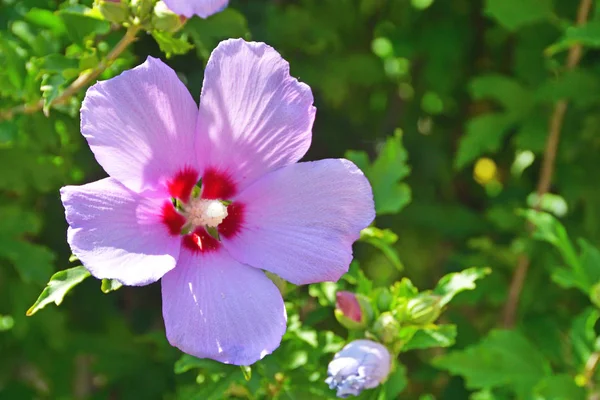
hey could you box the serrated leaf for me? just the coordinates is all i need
[346,131,411,215]
[434,330,551,397]
[360,227,404,271]
[101,279,122,293]
[434,267,491,307]
[26,266,90,316]
[485,0,553,32]
[152,31,194,58]
[400,324,457,351]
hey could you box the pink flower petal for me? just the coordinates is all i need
[221,159,375,285]
[163,0,228,18]
[195,39,315,195]
[161,248,286,365]
[81,57,198,194]
[61,178,181,286]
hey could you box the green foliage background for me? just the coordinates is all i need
[1,0,600,399]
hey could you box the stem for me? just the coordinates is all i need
[502,0,593,328]
[0,25,141,121]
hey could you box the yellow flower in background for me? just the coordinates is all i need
[473,157,497,185]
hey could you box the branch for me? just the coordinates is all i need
[0,25,141,122]
[502,0,593,328]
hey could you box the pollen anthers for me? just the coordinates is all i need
[163,167,237,246]
[183,197,228,229]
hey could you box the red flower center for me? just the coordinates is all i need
[161,167,245,253]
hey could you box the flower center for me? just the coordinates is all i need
[183,198,228,229]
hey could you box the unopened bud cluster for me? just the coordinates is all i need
[328,282,446,396]
[94,0,186,33]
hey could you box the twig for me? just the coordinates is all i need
[502,0,593,328]
[0,25,141,122]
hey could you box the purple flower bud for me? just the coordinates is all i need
[325,339,391,398]
[335,291,373,330]
[336,291,362,322]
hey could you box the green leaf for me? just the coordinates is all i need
[240,365,251,381]
[198,369,243,400]
[58,8,111,45]
[434,330,552,397]
[26,266,90,316]
[174,354,231,374]
[533,374,585,400]
[25,8,67,36]
[151,31,194,58]
[434,267,491,307]
[390,278,419,305]
[34,53,79,76]
[470,389,506,400]
[484,0,553,32]
[400,324,457,351]
[535,69,600,108]
[469,74,533,116]
[569,308,599,368]
[520,209,592,293]
[184,9,249,60]
[578,239,600,288]
[0,206,55,285]
[3,240,55,285]
[360,227,404,271]
[384,364,408,398]
[40,73,67,114]
[547,21,600,55]
[345,130,411,215]
[455,114,513,169]
[101,279,123,293]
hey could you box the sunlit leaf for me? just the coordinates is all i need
[434,267,491,307]
[100,279,122,293]
[26,266,90,316]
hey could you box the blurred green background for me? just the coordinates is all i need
[1,0,600,398]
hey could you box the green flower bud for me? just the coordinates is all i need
[95,0,130,25]
[372,312,400,344]
[152,1,186,33]
[376,288,393,311]
[130,0,154,22]
[404,294,442,325]
[334,291,373,330]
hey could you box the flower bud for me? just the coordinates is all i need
[372,312,400,345]
[95,0,129,24]
[151,1,187,33]
[325,339,391,398]
[404,294,442,325]
[130,0,154,21]
[376,288,393,311]
[334,291,372,330]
